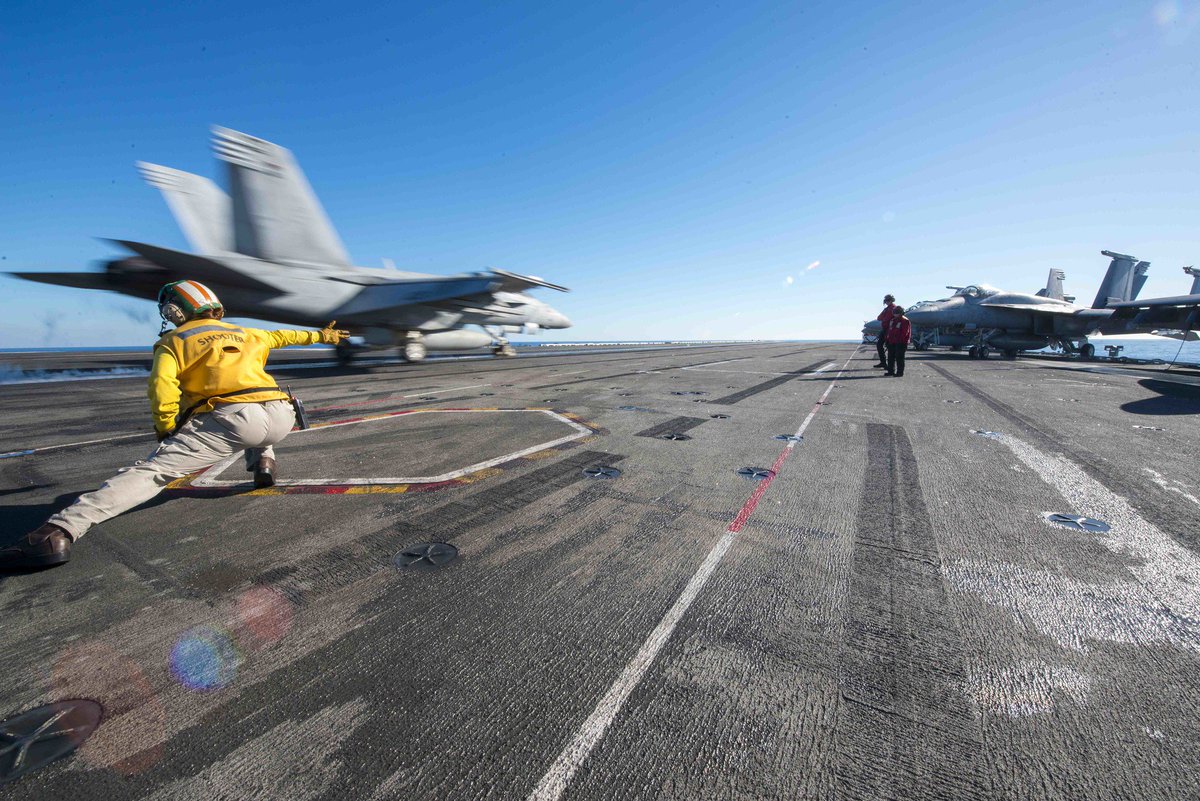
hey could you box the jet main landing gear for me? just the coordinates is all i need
[335,340,357,366]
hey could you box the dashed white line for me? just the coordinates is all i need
[526,349,856,801]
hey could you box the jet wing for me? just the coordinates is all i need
[977,302,1080,314]
[11,271,120,291]
[490,269,569,293]
[109,240,281,293]
[1106,294,1200,330]
[330,275,500,317]
[1108,293,1200,309]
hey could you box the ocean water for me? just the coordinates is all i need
[1047,336,1200,366]
[1,338,1195,386]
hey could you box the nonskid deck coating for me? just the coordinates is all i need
[1,342,1198,799]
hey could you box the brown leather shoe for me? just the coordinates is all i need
[0,523,73,569]
[253,456,277,489]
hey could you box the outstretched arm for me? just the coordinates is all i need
[262,321,350,350]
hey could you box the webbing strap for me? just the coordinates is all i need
[176,386,283,427]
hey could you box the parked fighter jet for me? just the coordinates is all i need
[12,127,572,364]
[902,251,1148,359]
[860,268,1075,349]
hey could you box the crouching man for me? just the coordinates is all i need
[1,280,348,569]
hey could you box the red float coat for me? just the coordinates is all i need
[885,316,911,345]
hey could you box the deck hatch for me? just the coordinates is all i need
[394,543,459,571]
[0,700,103,785]
[1044,513,1111,533]
[582,466,622,479]
[737,466,775,481]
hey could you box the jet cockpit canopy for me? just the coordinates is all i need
[951,284,1000,299]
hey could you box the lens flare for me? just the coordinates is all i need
[169,626,241,691]
[235,586,295,650]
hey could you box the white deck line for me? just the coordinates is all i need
[946,432,1200,653]
[22,431,151,456]
[191,409,593,488]
[403,383,490,396]
[678,368,794,376]
[680,358,744,369]
[525,349,856,801]
[681,360,835,377]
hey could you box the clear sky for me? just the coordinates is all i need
[1,0,1197,347]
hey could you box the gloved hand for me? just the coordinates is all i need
[319,320,351,345]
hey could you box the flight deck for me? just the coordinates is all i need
[2,342,1199,799]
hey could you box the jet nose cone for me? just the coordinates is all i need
[905,301,944,326]
[545,310,572,329]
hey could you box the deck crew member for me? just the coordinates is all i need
[875,294,896,368]
[884,305,911,377]
[0,280,349,570]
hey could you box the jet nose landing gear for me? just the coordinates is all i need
[403,340,427,363]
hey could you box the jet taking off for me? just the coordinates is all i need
[903,251,1149,359]
[13,127,572,363]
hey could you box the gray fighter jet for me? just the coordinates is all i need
[901,251,1149,359]
[13,127,572,364]
[860,268,1075,349]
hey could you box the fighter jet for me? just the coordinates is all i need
[860,268,1075,349]
[12,127,572,364]
[901,251,1149,359]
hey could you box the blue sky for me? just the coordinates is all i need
[1,0,1198,347]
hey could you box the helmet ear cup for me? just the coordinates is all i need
[161,302,188,326]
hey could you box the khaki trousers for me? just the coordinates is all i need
[49,400,296,539]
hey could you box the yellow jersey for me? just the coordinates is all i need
[149,319,322,436]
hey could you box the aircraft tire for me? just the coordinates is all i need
[403,342,427,363]
[978,346,991,360]
[1080,343,1095,361]
[335,341,356,366]
[968,345,979,359]
[1003,349,1018,359]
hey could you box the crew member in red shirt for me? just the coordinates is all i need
[884,305,912,377]
[874,294,896,368]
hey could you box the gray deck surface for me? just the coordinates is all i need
[2,342,1199,800]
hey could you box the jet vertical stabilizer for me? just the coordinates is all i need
[1038,268,1067,300]
[1131,261,1149,300]
[137,163,232,255]
[1185,266,1200,295]
[1092,251,1148,308]
[212,126,351,267]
